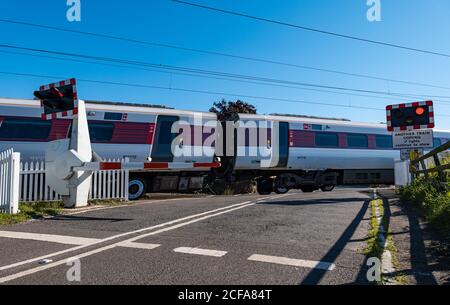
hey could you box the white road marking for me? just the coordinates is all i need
[173,247,227,257]
[256,193,292,202]
[117,241,160,250]
[248,254,336,271]
[0,201,256,283]
[59,197,191,216]
[0,231,100,246]
[0,200,253,272]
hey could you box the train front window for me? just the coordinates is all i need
[315,132,338,147]
[347,134,368,148]
[376,135,393,149]
[0,118,51,140]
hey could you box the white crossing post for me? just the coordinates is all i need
[9,152,20,214]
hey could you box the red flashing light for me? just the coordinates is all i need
[415,107,425,116]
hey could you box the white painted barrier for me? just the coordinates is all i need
[0,149,20,214]
[395,160,411,187]
[19,158,129,203]
[88,158,129,202]
[20,160,61,202]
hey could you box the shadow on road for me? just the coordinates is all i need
[257,198,366,206]
[299,200,370,285]
[379,191,440,285]
[47,215,133,222]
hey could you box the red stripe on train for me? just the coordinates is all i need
[99,162,122,170]
[193,162,221,168]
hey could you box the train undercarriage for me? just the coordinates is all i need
[253,170,338,195]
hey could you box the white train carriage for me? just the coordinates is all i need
[231,113,450,194]
[1,97,449,197]
[0,98,218,198]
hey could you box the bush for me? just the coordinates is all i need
[400,177,450,238]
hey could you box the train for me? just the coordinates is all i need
[1,97,449,199]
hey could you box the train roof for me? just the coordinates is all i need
[238,113,450,135]
[1,97,449,135]
[0,97,217,118]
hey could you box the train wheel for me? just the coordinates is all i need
[128,178,147,200]
[274,185,289,194]
[257,179,273,195]
[300,186,316,193]
[320,185,335,192]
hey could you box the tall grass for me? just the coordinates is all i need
[400,177,450,238]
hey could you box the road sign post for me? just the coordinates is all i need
[386,101,435,184]
[35,79,93,208]
[392,129,434,150]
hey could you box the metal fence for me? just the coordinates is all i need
[19,158,129,202]
[0,149,20,214]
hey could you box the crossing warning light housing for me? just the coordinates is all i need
[34,78,78,120]
[386,101,434,132]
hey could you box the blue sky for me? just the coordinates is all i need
[0,0,449,128]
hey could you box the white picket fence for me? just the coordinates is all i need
[19,158,129,202]
[0,149,20,214]
[20,161,61,202]
[88,158,129,202]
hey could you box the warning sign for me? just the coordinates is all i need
[400,148,424,161]
[393,129,433,149]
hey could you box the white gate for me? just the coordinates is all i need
[19,158,129,203]
[0,149,20,214]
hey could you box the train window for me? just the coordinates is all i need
[433,138,441,148]
[347,134,368,148]
[68,122,115,142]
[0,118,51,140]
[88,122,115,142]
[356,173,368,180]
[376,135,393,149]
[157,121,176,145]
[104,112,123,121]
[370,173,381,180]
[315,132,339,147]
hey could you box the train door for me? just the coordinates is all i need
[276,121,289,168]
[150,115,179,162]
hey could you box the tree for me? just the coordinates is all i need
[209,99,257,121]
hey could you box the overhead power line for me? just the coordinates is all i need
[3,48,450,107]
[1,43,449,105]
[1,70,450,118]
[172,0,450,59]
[0,18,449,91]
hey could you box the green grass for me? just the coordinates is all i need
[0,199,128,226]
[400,177,450,238]
[0,201,63,226]
[365,199,405,284]
[365,199,384,260]
[88,199,126,206]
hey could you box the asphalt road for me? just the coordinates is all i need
[0,186,373,285]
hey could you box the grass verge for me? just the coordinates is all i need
[400,177,450,239]
[0,201,63,226]
[0,199,127,226]
[365,198,405,284]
